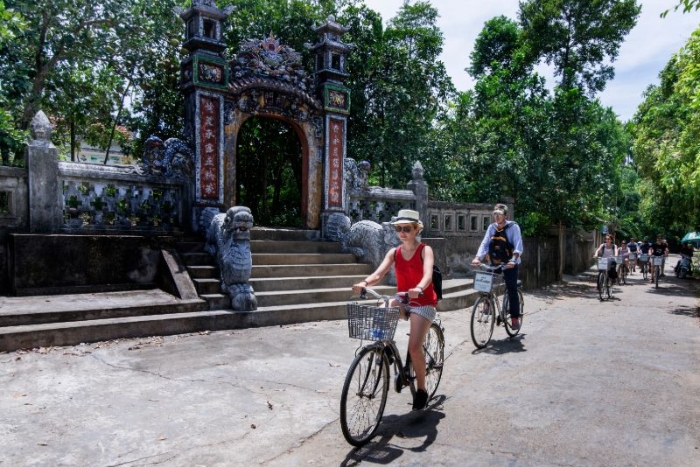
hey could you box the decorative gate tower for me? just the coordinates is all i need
[308,17,353,233]
[178,1,353,235]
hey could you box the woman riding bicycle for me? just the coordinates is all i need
[594,235,619,282]
[618,240,630,277]
[352,209,437,411]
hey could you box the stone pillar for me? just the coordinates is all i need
[407,161,428,227]
[25,111,61,233]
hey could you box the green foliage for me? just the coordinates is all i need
[631,27,700,237]
[519,0,641,94]
[236,117,303,227]
[2,0,186,162]
[661,0,700,17]
[340,1,455,189]
[0,2,29,164]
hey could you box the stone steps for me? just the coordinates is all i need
[0,229,481,352]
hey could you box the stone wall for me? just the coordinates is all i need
[430,228,595,290]
[8,234,182,296]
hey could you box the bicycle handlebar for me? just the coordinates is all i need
[358,287,417,304]
[470,263,506,274]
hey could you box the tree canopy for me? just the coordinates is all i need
[0,0,693,242]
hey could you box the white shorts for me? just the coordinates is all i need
[409,305,437,323]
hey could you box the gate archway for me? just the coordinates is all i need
[234,115,306,227]
[178,1,352,233]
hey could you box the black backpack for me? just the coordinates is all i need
[394,245,443,301]
[488,222,515,265]
[431,265,443,301]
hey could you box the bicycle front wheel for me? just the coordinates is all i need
[470,296,495,349]
[597,272,605,301]
[605,275,612,299]
[642,263,648,280]
[655,265,660,288]
[340,345,390,447]
[503,290,524,337]
[619,265,627,285]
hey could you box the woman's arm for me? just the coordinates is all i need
[352,248,396,293]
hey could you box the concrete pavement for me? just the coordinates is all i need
[0,257,698,466]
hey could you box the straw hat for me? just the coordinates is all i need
[391,209,423,227]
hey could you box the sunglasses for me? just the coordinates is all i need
[394,225,414,233]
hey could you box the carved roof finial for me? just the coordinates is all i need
[30,111,52,142]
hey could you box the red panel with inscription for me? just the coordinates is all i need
[199,96,219,201]
[328,118,344,209]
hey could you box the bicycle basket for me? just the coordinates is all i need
[640,254,649,262]
[628,253,637,261]
[346,303,400,341]
[473,271,495,293]
[651,256,664,266]
[597,257,609,270]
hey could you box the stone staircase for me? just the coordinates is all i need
[0,229,478,352]
[179,229,477,322]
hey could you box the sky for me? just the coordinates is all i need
[361,0,700,121]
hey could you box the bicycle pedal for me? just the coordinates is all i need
[394,374,403,393]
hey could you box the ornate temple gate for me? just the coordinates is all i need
[177,0,351,232]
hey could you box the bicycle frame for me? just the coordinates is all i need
[340,287,445,447]
[354,288,441,393]
[470,264,523,349]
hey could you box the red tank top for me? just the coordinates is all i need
[395,243,438,307]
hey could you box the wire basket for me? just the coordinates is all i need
[473,271,497,293]
[346,302,400,341]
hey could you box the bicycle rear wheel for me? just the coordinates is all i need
[340,345,390,447]
[422,323,445,399]
[470,296,495,349]
[404,322,445,402]
[503,289,524,337]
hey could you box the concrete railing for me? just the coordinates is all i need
[58,162,191,234]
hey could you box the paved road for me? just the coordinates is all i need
[1,258,698,467]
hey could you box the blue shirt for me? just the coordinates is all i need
[475,221,524,264]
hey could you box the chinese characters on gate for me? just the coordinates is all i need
[199,96,219,201]
[328,118,343,209]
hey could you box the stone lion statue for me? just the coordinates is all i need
[204,206,257,311]
[339,218,400,286]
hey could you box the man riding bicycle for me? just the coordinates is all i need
[471,203,524,330]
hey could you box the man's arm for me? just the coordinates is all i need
[474,225,493,261]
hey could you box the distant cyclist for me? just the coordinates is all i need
[627,238,638,273]
[594,235,618,283]
[471,203,524,330]
[618,240,630,276]
[649,235,667,284]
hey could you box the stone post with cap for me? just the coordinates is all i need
[25,110,62,233]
